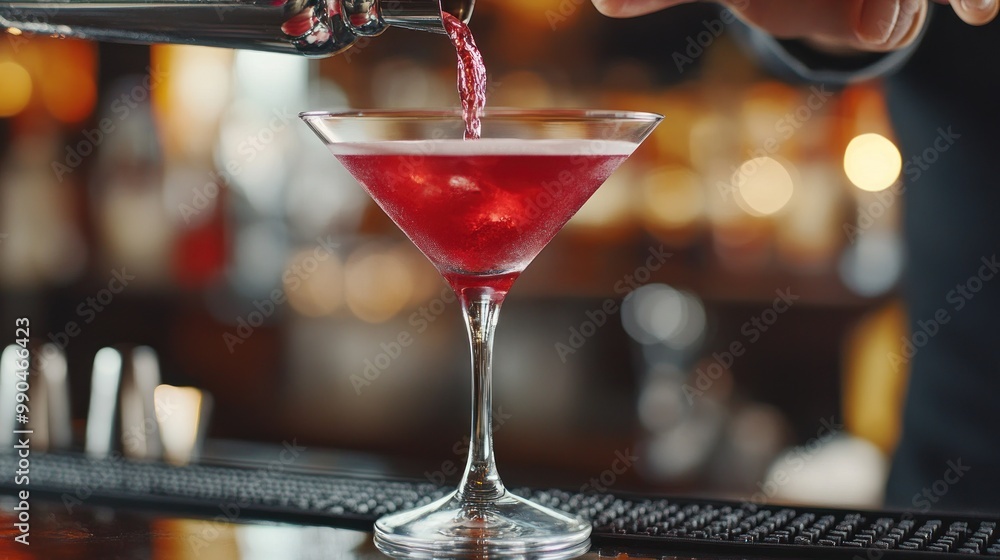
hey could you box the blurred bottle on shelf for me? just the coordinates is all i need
[90,75,173,287]
[0,118,87,288]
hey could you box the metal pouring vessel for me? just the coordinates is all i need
[0,0,474,56]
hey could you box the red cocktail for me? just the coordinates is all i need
[334,139,632,294]
[301,110,661,557]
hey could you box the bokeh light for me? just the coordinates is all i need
[622,284,706,349]
[567,169,633,230]
[639,166,705,230]
[41,65,97,123]
[843,133,901,192]
[38,41,97,123]
[491,71,554,107]
[344,246,414,323]
[0,61,33,117]
[231,222,288,296]
[153,45,233,157]
[285,249,344,318]
[741,82,800,148]
[638,373,686,432]
[838,230,904,297]
[731,156,794,216]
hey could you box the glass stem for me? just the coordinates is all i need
[456,286,507,504]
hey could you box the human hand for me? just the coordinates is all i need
[591,0,998,52]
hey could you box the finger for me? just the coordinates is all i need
[722,0,928,52]
[590,0,694,18]
[949,0,999,25]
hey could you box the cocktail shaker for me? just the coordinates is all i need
[0,0,473,56]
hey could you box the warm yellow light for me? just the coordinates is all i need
[732,156,794,216]
[639,166,704,229]
[152,45,233,157]
[344,247,413,323]
[285,249,344,317]
[491,71,554,107]
[35,40,97,123]
[844,133,901,192]
[42,66,96,123]
[0,62,33,117]
[569,170,632,229]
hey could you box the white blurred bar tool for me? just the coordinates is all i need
[86,346,164,459]
[154,384,213,466]
[120,346,163,459]
[31,344,73,451]
[85,347,123,458]
[0,344,72,450]
[0,345,25,449]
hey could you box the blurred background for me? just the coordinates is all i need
[0,1,911,508]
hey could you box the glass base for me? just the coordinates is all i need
[374,490,591,558]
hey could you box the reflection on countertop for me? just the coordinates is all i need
[0,496,748,560]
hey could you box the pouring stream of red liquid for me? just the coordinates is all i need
[443,12,487,140]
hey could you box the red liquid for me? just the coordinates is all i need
[443,13,486,140]
[334,141,630,294]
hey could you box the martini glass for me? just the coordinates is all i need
[300,109,661,558]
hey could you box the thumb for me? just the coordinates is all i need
[592,0,695,18]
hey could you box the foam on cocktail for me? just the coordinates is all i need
[326,138,638,157]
